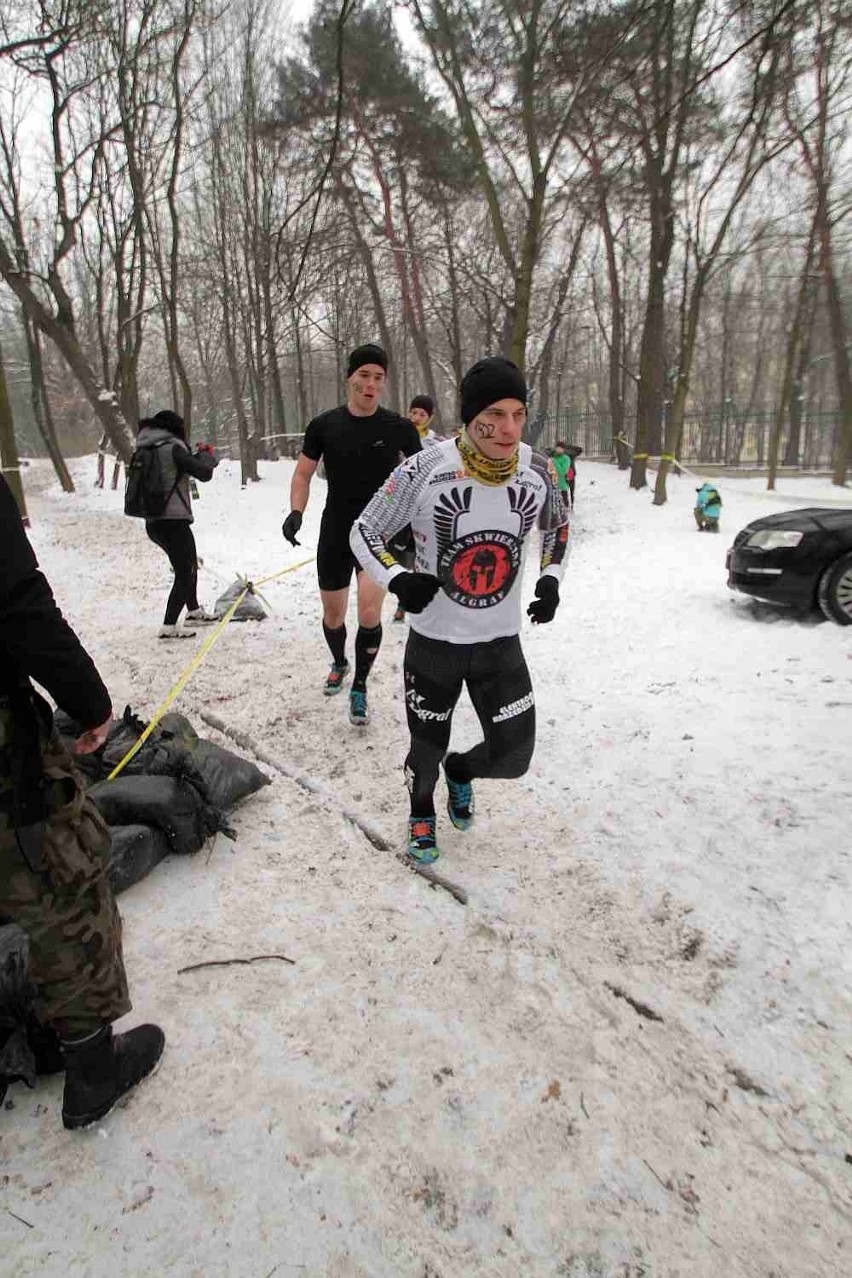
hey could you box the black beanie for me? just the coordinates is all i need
[347,343,388,378]
[409,394,434,416]
[460,356,527,425]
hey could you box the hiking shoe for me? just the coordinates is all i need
[407,815,440,864]
[159,623,196,639]
[324,661,350,696]
[349,685,369,726]
[445,766,474,831]
[62,1024,165,1130]
[185,607,218,625]
[392,607,406,623]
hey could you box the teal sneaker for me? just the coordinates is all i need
[349,685,369,726]
[324,661,350,696]
[445,769,474,831]
[407,815,440,864]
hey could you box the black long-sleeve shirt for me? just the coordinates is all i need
[0,474,111,729]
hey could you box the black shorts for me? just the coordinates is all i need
[317,510,363,592]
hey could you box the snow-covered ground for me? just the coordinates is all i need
[2,454,851,1278]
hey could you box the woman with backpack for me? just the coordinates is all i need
[126,410,219,637]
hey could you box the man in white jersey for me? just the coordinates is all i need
[351,356,569,863]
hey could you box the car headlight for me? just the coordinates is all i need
[745,530,804,550]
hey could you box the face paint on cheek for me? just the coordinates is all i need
[473,420,496,440]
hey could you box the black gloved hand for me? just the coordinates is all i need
[527,575,560,624]
[281,510,303,546]
[389,571,443,614]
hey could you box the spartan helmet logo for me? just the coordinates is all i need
[468,546,499,591]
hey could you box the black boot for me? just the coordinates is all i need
[28,1016,64,1076]
[61,1023,165,1130]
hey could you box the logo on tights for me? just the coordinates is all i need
[491,691,534,723]
[405,687,452,722]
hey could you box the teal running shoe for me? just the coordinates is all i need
[407,815,440,864]
[349,685,369,726]
[445,771,474,831]
[324,661,350,696]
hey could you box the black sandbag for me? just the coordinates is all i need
[57,706,268,814]
[89,774,223,855]
[214,577,267,621]
[108,824,172,896]
[0,924,37,1098]
[133,712,269,810]
[157,712,199,747]
[192,741,269,809]
[52,708,112,782]
[100,706,152,777]
[54,705,149,783]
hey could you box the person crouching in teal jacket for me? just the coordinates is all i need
[694,482,722,532]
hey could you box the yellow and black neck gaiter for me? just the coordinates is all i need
[456,427,519,486]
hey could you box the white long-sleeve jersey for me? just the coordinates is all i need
[350,438,570,644]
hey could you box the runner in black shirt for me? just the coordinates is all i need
[282,343,421,725]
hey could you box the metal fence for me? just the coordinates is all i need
[528,407,840,470]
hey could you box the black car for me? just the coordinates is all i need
[726,506,852,625]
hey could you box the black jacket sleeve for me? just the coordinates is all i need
[173,444,218,481]
[0,475,112,729]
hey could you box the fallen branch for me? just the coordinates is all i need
[605,982,664,1022]
[398,854,468,905]
[178,954,295,975]
[5,1208,34,1229]
[643,1158,672,1191]
[726,1065,770,1097]
[200,710,469,906]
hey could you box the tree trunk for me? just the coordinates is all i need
[441,200,464,391]
[599,191,625,441]
[823,243,852,485]
[0,242,135,460]
[337,180,401,409]
[0,338,28,524]
[23,317,74,491]
[631,169,675,490]
[508,173,547,371]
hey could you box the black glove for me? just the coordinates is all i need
[389,572,443,614]
[527,575,559,624]
[282,510,303,546]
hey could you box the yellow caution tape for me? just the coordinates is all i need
[107,555,315,781]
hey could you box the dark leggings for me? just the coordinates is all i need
[145,520,199,625]
[403,630,536,816]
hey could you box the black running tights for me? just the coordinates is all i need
[145,520,200,625]
[403,630,535,817]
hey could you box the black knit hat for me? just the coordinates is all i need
[347,343,388,378]
[460,356,527,425]
[409,394,434,416]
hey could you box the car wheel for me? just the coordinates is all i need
[817,551,852,625]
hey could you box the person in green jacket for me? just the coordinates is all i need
[694,482,722,532]
[551,442,572,510]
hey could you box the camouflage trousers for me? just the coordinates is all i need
[0,734,131,1039]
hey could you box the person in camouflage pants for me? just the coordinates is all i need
[1,472,164,1129]
[0,711,131,1038]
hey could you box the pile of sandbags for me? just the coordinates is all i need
[1,711,270,1102]
[55,706,270,896]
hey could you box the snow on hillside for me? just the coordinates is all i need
[2,454,850,1278]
